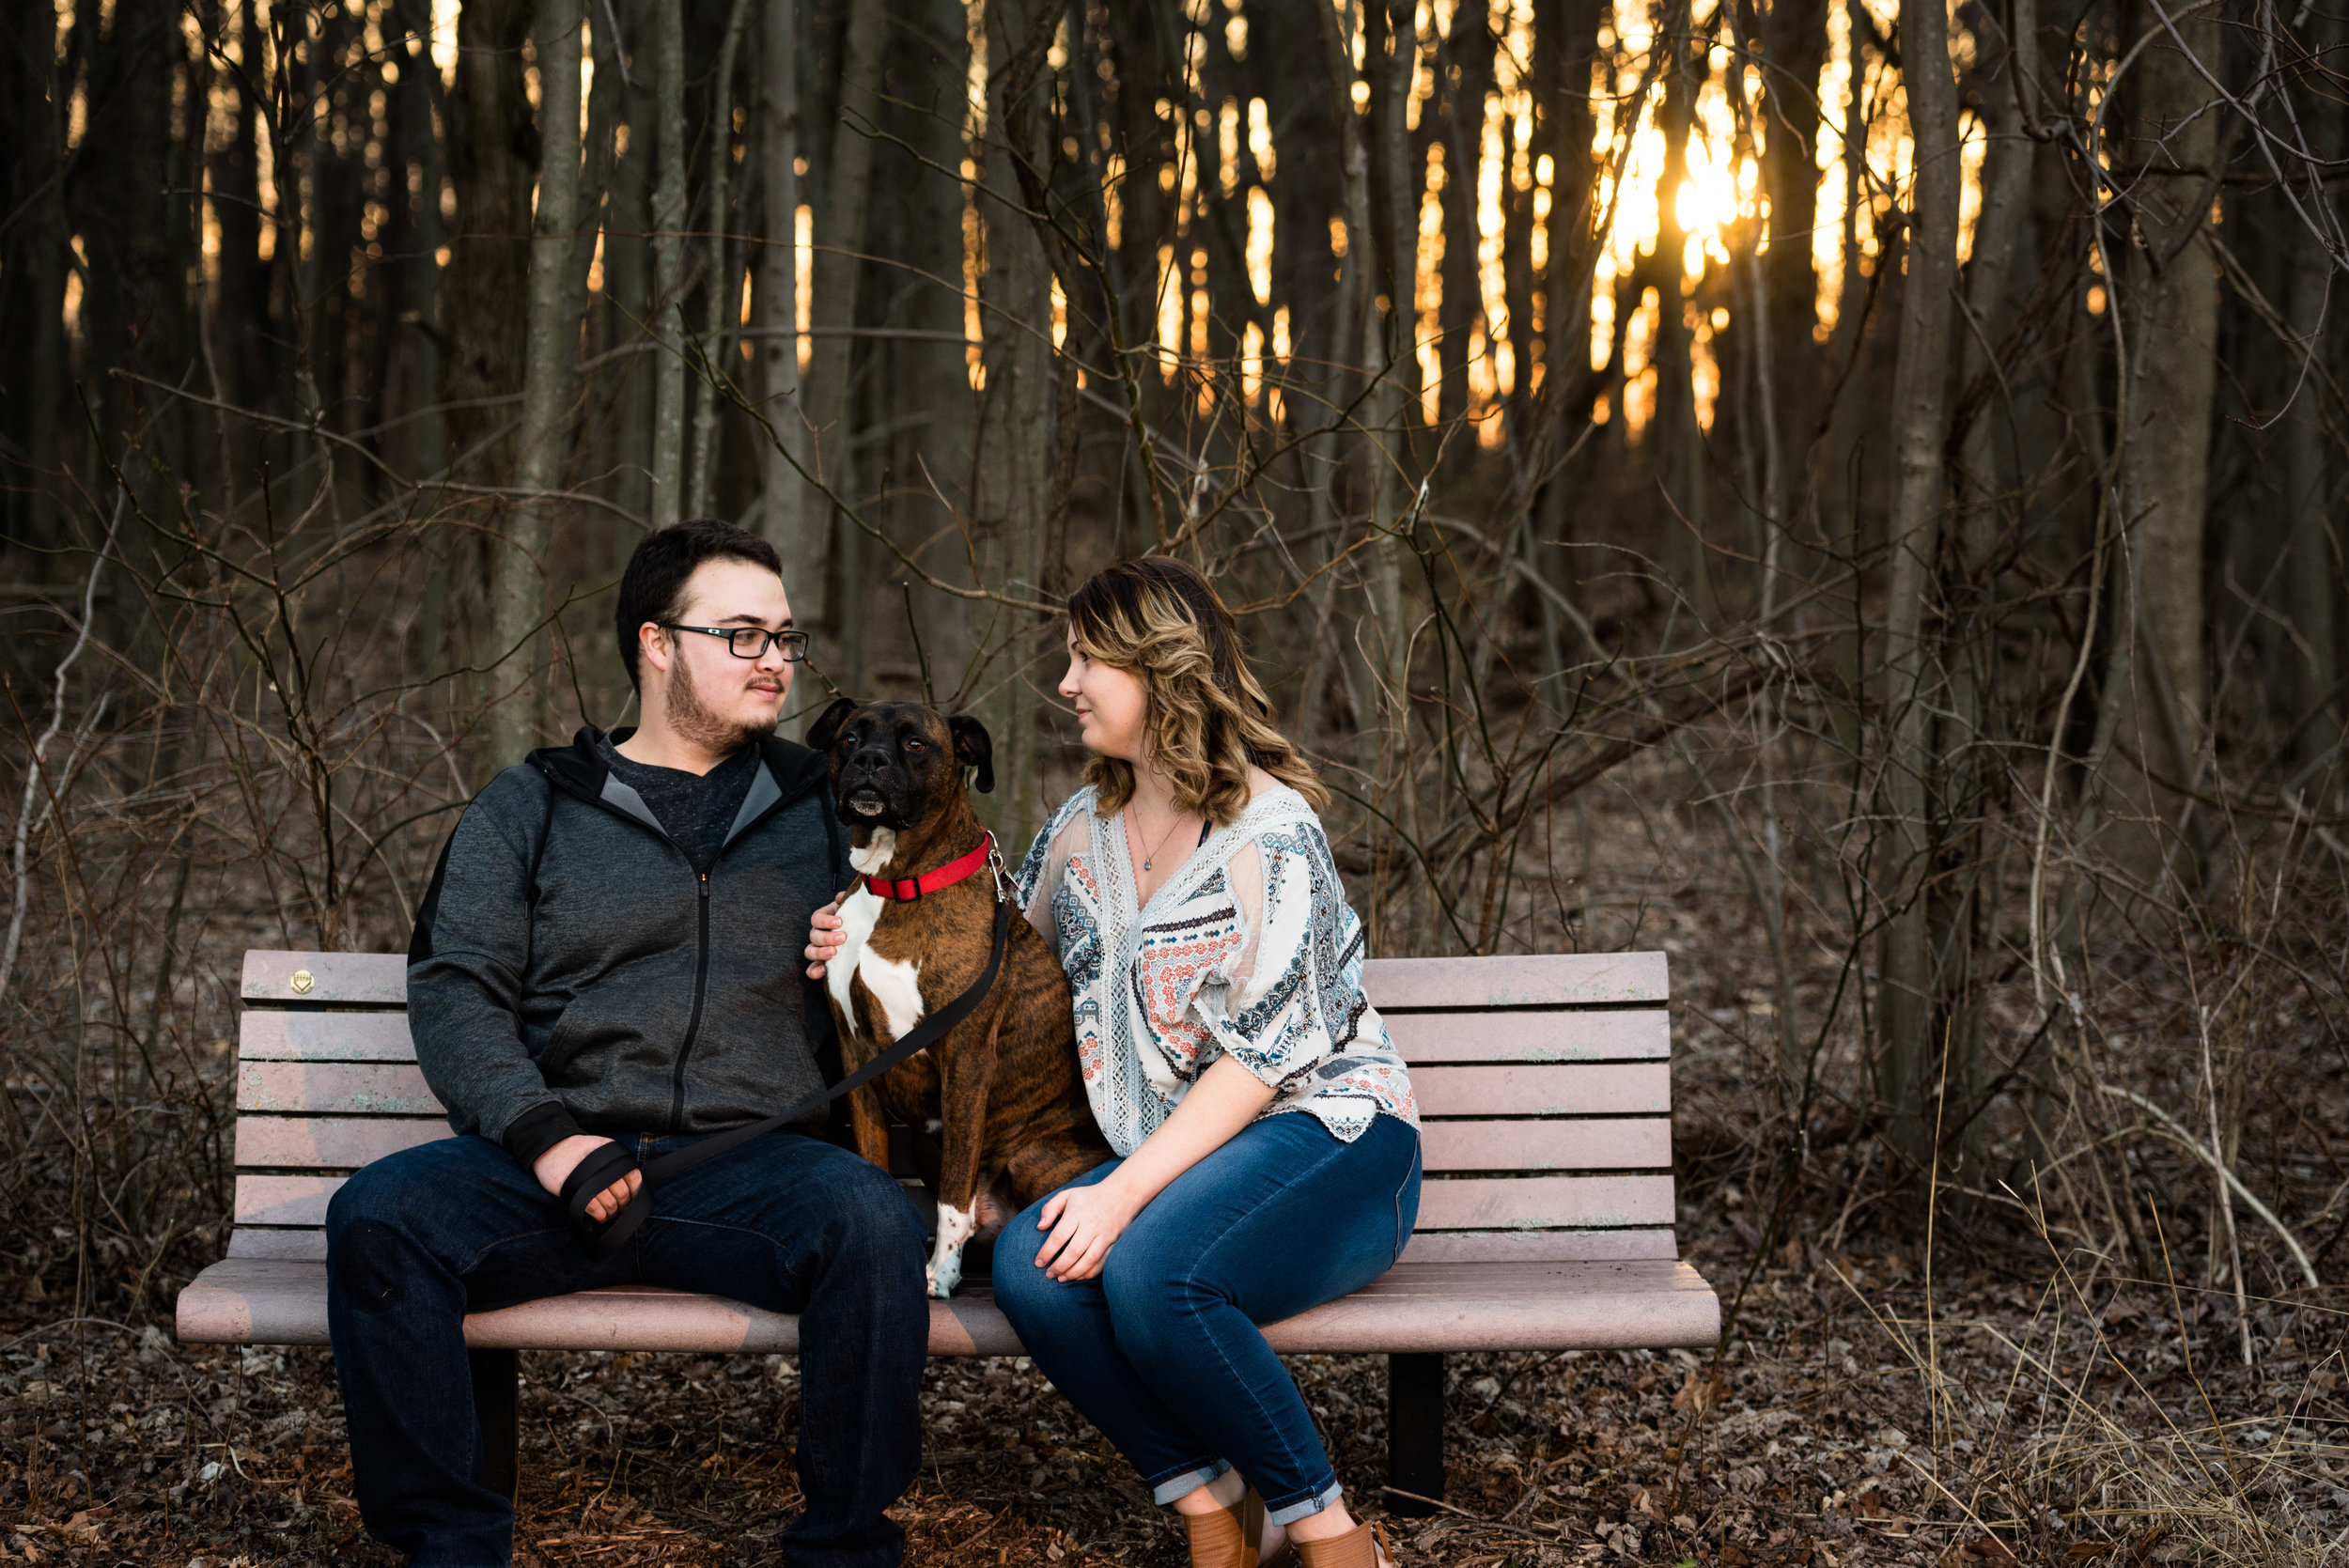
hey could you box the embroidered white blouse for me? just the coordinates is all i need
[1014,782,1419,1157]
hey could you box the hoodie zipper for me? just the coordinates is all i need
[669,868,712,1134]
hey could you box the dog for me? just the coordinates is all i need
[807,697,1112,1297]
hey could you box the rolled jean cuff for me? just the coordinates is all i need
[1151,1459,1231,1506]
[1265,1480,1344,1528]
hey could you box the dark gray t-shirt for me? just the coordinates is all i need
[599,736,761,873]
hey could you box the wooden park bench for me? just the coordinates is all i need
[179,947,1719,1509]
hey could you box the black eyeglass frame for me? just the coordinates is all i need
[658,623,813,661]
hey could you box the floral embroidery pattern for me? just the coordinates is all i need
[1017,784,1417,1156]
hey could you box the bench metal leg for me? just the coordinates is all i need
[1386,1351,1444,1515]
[470,1348,520,1505]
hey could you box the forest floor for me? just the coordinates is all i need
[4,764,2345,1565]
[1,1199,2341,1567]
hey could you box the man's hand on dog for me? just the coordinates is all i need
[1034,1179,1143,1282]
[804,893,847,978]
[534,1134,643,1222]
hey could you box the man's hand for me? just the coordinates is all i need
[533,1134,641,1222]
[804,892,847,979]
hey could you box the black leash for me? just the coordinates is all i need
[561,894,1012,1259]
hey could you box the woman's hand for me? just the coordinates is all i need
[1033,1177,1143,1281]
[804,893,847,979]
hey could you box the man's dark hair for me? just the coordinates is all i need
[614,520,785,691]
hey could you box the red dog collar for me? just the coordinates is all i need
[863,832,995,901]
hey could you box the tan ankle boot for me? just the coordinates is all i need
[1292,1519,1391,1568]
[1184,1488,1260,1568]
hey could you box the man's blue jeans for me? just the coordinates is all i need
[991,1112,1422,1526]
[325,1130,929,1567]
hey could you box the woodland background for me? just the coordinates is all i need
[2,0,2347,1561]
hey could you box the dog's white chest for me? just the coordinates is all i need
[829,831,926,1044]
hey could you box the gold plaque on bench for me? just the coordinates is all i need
[289,969,315,995]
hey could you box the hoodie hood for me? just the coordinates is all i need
[531,725,832,847]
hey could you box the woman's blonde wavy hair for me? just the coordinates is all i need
[1066,557,1327,826]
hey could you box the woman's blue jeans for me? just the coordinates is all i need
[992,1111,1421,1527]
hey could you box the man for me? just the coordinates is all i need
[326,520,927,1567]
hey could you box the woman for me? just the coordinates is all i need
[809,559,1418,1568]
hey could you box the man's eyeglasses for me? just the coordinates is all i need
[660,624,812,662]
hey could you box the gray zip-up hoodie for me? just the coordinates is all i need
[407,725,851,1169]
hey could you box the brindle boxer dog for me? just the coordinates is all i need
[807,697,1112,1297]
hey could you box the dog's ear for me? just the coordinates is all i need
[805,696,860,755]
[948,714,995,793]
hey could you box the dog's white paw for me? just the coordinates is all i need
[927,1201,977,1298]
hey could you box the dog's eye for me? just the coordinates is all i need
[904,737,926,753]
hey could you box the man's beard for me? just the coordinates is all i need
[666,651,779,753]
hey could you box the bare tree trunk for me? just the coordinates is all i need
[884,0,978,706]
[443,0,538,483]
[647,0,688,528]
[1759,0,1828,430]
[1,0,70,549]
[756,0,810,572]
[2283,12,2342,781]
[442,0,539,735]
[1653,8,1712,624]
[686,0,756,521]
[2094,0,2225,886]
[972,0,1060,847]
[1934,0,2038,1190]
[1875,0,1962,1179]
[492,0,588,764]
[800,0,888,643]
[1357,0,1419,947]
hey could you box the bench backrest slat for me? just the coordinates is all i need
[242,951,408,1005]
[241,1010,417,1061]
[229,949,1679,1267]
[1381,1008,1667,1062]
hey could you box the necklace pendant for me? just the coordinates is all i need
[1143,859,1152,871]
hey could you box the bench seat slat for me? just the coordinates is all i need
[1361,952,1668,1009]
[241,1011,418,1062]
[227,1229,330,1261]
[178,1257,1719,1355]
[1417,1117,1669,1171]
[1413,1062,1669,1117]
[237,1115,451,1169]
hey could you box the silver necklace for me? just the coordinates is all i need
[1133,804,1194,873]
